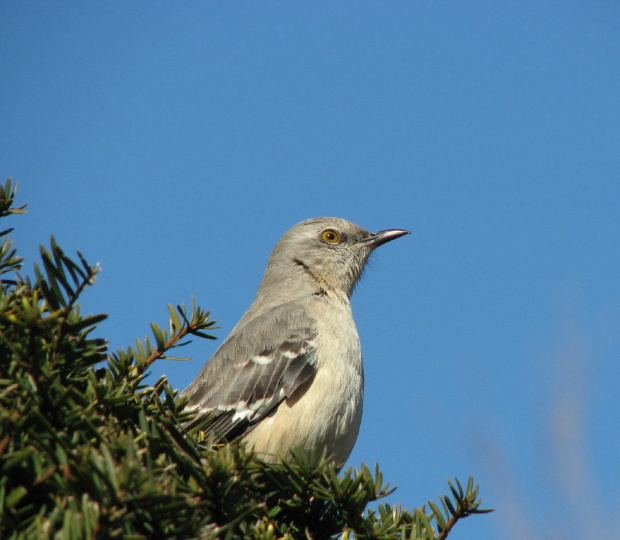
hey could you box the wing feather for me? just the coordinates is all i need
[181,304,318,442]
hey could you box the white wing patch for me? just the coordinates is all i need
[250,355,273,365]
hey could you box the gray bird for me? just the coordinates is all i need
[181,217,409,463]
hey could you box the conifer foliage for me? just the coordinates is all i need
[0,179,490,539]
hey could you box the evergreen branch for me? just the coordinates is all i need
[43,245,102,359]
[62,256,100,316]
[133,297,218,373]
[0,236,23,286]
[0,180,26,285]
[35,238,100,317]
[432,476,493,540]
[0,178,28,221]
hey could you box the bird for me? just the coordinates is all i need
[181,217,409,463]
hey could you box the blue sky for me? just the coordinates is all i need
[2,3,619,539]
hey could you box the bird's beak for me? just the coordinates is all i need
[364,229,410,248]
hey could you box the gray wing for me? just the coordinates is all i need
[180,303,317,442]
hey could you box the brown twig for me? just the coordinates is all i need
[436,513,459,540]
[141,322,194,371]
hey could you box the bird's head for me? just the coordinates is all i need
[259,217,410,300]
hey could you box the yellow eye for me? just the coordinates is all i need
[321,229,341,244]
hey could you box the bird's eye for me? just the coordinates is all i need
[321,229,341,244]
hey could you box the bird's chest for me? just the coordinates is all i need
[316,303,362,373]
[311,299,364,414]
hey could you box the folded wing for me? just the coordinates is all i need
[181,304,318,441]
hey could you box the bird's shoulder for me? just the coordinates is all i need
[213,302,317,367]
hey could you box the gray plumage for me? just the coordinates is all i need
[181,217,409,463]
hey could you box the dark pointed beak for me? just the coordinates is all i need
[364,228,411,248]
